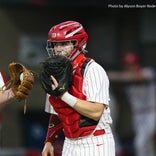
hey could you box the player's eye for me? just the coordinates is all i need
[53,41,71,47]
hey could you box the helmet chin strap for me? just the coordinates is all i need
[69,44,87,61]
[69,50,81,61]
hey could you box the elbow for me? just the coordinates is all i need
[90,110,104,121]
[92,112,102,121]
[91,104,106,121]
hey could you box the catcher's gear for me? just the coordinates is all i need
[45,114,63,144]
[46,21,88,60]
[5,62,34,101]
[40,55,72,97]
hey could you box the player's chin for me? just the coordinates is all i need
[61,52,70,57]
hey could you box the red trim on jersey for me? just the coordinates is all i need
[45,114,63,144]
[0,71,8,83]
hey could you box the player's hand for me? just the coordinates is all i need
[40,55,72,97]
[51,75,58,90]
[42,142,54,156]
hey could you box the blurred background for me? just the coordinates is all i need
[0,0,156,156]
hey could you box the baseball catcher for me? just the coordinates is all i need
[4,62,34,113]
[40,55,72,97]
[41,21,115,156]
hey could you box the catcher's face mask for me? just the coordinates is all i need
[46,40,77,58]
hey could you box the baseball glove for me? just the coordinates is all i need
[40,55,72,97]
[5,62,34,101]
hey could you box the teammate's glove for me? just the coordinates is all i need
[40,55,72,97]
[5,62,34,101]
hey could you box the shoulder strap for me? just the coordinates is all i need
[81,58,92,76]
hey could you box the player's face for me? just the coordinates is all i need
[53,41,74,57]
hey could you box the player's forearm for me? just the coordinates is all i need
[0,89,14,106]
[61,92,105,121]
[73,99,105,121]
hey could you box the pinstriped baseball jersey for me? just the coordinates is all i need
[45,60,115,156]
[83,60,113,133]
[62,133,115,156]
[45,60,113,133]
[45,94,57,114]
[61,60,114,156]
[45,60,112,130]
[0,72,5,87]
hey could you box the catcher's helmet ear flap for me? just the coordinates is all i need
[122,52,140,65]
[46,21,88,60]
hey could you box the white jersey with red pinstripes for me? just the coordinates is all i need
[0,72,5,87]
[45,60,112,131]
[83,60,113,133]
[45,60,115,156]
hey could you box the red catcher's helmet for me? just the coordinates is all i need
[122,52,140,65]
[47,21,88,60]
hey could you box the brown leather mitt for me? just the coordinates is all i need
[5,62,34,101]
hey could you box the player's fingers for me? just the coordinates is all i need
[42,144,54,156]
[51,75,58,90]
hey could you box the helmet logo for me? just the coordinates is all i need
[52,33,56,38]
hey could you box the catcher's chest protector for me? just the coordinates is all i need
[49,54,98,138]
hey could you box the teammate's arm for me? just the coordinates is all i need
[0,88,15,109]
